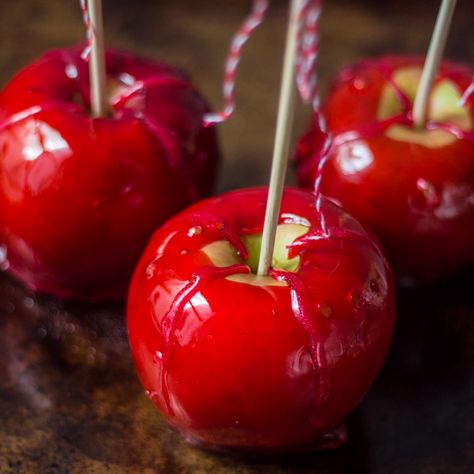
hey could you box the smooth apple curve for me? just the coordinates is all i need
[0,47,219,301]
[127,187,396,453]
[295,56,474,285]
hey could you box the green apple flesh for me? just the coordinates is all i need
[202,224,308,286]
[377,67,472,147]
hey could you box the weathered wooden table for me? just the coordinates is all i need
[0,1,473,472]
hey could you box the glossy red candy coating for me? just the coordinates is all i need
[295,56,474,285]
[0,47,219,300]
[127,187,395,453]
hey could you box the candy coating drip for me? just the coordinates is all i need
[300,57,474,178]
[270,269,330,419]
[160,264,250,415]
[183,212,249,260]
[288,225,378,259]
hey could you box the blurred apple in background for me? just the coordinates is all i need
[295,56,474,285]
[0,47,219,301]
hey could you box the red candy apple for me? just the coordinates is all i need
[0,46,219,300]
[295,56,474,285]
[127,187,395,453]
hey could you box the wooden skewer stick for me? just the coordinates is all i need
[257,0,302,276]
[88,0,107,117]
[412,0,457,128]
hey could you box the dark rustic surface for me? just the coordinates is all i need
[0,1,473,473]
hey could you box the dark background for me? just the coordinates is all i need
[0,1,473,473]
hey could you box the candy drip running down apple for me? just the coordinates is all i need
[127,187,395,453]
[0,46,219,300]
[295,55,474,285]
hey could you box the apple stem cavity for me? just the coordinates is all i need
[412,0,457,128]
[87,0,107,117]
[257,0,302,276]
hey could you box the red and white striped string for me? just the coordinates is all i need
[203,0,270,126]
[460,76,474,106]
[204,0,325,124]
[79,0,93,60]
[294,0,330,232]
[295,0,322,110]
